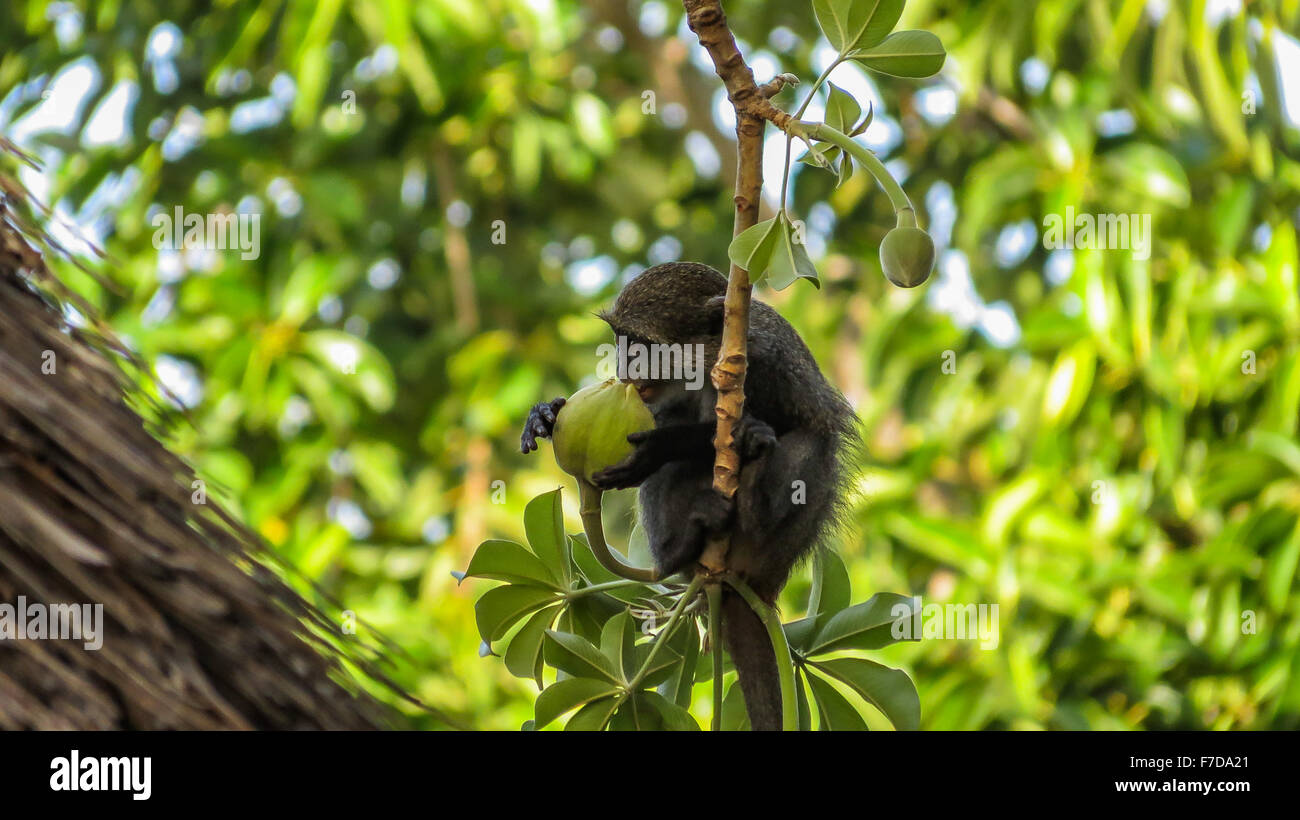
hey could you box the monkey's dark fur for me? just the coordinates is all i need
[521,262,858,730]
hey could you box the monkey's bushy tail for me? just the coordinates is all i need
[722,592,782,731]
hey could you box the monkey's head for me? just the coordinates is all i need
[598,262,726,346]
[598,262,727,408]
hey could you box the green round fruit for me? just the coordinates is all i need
[552,378,655,482]
[880,226,936,288]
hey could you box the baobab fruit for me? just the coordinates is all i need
[880,225,935,288]
[552,378,654,483]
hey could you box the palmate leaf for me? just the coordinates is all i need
[806,592,920,654]
[657,620,700,708]
[636,691,701,731]
[806,671,869,731]
[814,657,920,730]
[807,550,852,629]
[535,677,620,728]
[524,488,570,584]
[564,695,623,731]
[632,641,684,688]
[851,30,947,78]
[600,609,638,681]
[463,539,560,588]
[609,691,700,731]
[504,604,562,686]
[474,585,560,644]
[544,629,622,683]
[796,667,814,731]
[720,681,751,730]
[813,0,905,55]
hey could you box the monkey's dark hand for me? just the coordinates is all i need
[520,397,566,454]
[589,431,660,490]
[734,415,777,461]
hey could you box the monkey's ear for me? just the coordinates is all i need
[704,295,725,334]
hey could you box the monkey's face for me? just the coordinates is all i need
[623,378,667,405]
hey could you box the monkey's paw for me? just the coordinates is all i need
[735,416,777,461]
[589,433,657,489]
[520,397,566,454]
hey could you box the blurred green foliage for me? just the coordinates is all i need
[3,0,1299,729]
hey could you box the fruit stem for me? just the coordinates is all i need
[793,120,915,218]
[577,480,660,583]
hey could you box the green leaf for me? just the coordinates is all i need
[796,668,814,731]
[544,629,621,683]
[765,216,821,290]
[504,604,561,685]
[851,30,947,78]
[600,608,637,681]
[465,539,560,588]
[816,657,920,730]
[850,101,874,136]
[808,550,852,632]
[727,217,782,279]
[824,83,862,134]
[567,596,620,645]
[807,671,869,730]
[784,616,819,652]
[808,592,920,654]
[814,0,905,55]
[474,585,560,644]
[524,489,569,584]
[721,681,751,730]
[564,695,622,731]
[535,677,620,728]
[633,640,684,688]
[638,690,701,730]
[658,620,700,708]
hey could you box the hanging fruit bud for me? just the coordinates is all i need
[879,209,935,288]
[552,378,654,482]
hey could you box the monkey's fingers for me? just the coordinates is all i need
[590,462,642,490]
[521,419,547,453]
[537,400,561,425]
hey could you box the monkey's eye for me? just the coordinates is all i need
[634,382,660,404]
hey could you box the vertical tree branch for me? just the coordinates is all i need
[681,0,764,573]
